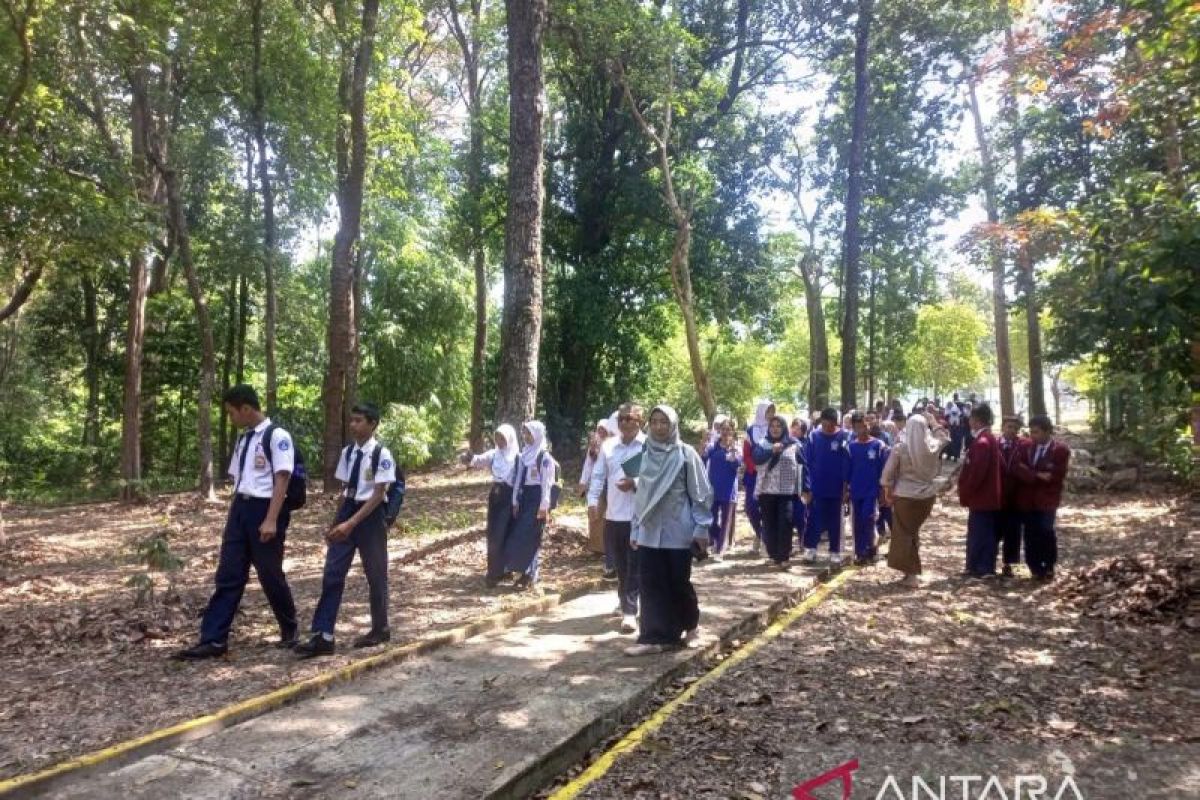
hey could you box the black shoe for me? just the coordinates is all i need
[294,634,335,659]
[275,625,299,649]
[1001,565,1015,578]
[352,628,391,649]
[513,573,533,590]
[171,641,228,661]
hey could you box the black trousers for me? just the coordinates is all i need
[996,508,1023,566]
[200,497,296,645]
[637,546,698,646]
[604,520,639,615]
[1023,510,1058,577]
[758,493,794,563]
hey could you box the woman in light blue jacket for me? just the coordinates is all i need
[625,405,714,656]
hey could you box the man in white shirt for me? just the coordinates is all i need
[588,403,646,632]
[173,384,299,661]
[296,402,398,658]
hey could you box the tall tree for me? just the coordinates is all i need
[965,69,1015,417]
[838,0,873,412]
[321,0,379,488]
[494,0,546,425]
[250,0,279,412]
[445,0,493,450]
[1002,25,1046,417]
[620,64,717,423]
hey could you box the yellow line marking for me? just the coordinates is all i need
[548,566,859,800]
[0,580,605,797]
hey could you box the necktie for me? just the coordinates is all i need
[346,448,364,499]
[235,430,254,493]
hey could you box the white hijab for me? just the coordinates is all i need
[599,416,618,437]
[492,424,520,483]
[749,402,773,443]
[520,420,548,468]
[904,414,942,478]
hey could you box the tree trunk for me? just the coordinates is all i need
[669,222,716,422]
[448,0,490,451]
[1003,27,1046,417]
[838,0,873,412]
[0,261,42,323]
[160,160,217,500]
[219,270,235,469]
[251,0,279,412]
[800,251,831,412]
[1050,366,1063,427]
[495,0,547,426]
[80,274,102,451]
[322,0,379,488]
[119,67,157,501]
[236,273,248,383]
[966,73,1015,418]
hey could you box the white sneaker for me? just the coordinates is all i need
[683,627,700,646]
[620,614,638,633]
[624,643,667,656]
[801,548,817,564]
[829,552,843,567]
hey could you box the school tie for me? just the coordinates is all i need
[234,430,254,494]
[346,448,364,499]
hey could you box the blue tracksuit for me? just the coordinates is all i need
[802,428,850,553]
[847,437,886,558]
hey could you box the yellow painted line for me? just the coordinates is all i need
[0,579,606,798]
[548,566,860,800]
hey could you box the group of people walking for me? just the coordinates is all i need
[468,396,1071,657]
[167,383,1070,664]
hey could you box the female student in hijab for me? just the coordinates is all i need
[880,412,948,587]
[789,416,810,555]
[626,405,714,656]
[742,401,775,553]
[753,414,808,567]
[462,424,521,588]
[579,416,618,560]
[506,421,557,590]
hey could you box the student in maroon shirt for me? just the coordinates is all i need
[997,416,1028,577]
[958,403,1003,578]
[1013,415,1071,580]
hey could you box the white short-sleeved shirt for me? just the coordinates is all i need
[335,437,398,501]
[229,418,295,498]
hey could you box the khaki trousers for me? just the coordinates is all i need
[887,495,935,575]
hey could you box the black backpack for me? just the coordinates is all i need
[260,423,308,511]
[343,443,406,527]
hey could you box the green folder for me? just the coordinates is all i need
[620,448,644,478]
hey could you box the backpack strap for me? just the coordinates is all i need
[261,423,279,467]
[371,443,383,475]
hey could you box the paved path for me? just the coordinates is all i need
[41,552,832,799]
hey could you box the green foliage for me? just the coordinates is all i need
[906,302,986,399]
[375,402,435,469]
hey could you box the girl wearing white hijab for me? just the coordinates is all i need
[742,401,775,553]
[626,405,714,656]
[505,421,557,589]
[464,425,521,588]
[579,416,618,558]
[880,412,948,587]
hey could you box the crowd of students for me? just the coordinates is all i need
[168,383,1069,663]
[460,395,1069,656]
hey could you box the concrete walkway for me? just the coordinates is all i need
[43,553,833,799]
